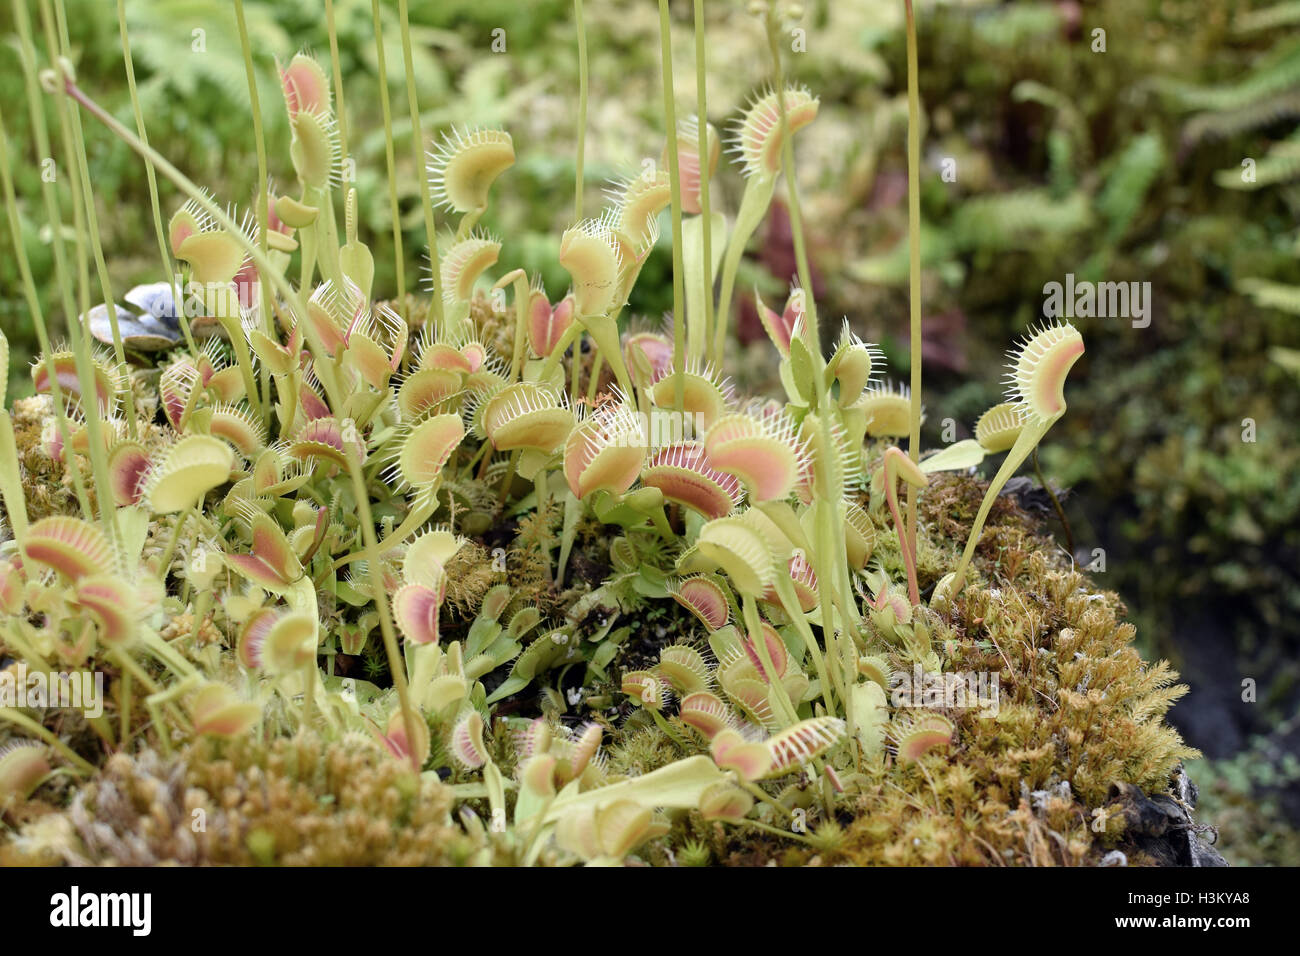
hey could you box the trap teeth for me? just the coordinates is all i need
[426,126,515,215]
[729,85,819,179]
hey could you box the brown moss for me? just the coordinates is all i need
[8,395,86,522]
[5,733,478,866]
[442,541,496,615]
[804,552,1197,866]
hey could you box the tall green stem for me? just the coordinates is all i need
[1032,447,1074,554]
[397,0,445,331]
[713,172,775,357]
[370,0,408,321]
[0,107,91,520]
[774,574,835,715]
[324,0,351,159]
[765,15,817,349]
[884,468,920,606]
[51,0,136,439]
[904,0,923,568]
[740,592,797,726]
[233,0,272,427]
[116,0,199,363]
[657,0,687,415]
[572,0,589,394]
[950,423,1049,595]
[693,0,715,365]
[765,10,860,671]
[16,0,120,551]
[344,450,422,772]
[574,0,588,221]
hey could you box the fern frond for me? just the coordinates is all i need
[1238,277,1300,315]
[950,189,1092,252]
[1096,133,1164,243]
[1157,39,1300,113]
[1215,129,1300,189]
[971,3,1060,48]
[1235,2,1300,34]
[1183,90,1300,145]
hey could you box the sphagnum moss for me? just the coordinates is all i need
[0,0,1216,868]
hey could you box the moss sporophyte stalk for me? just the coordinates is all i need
[0,0,1208,868]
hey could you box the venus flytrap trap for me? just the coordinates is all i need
[932,321,1086,608]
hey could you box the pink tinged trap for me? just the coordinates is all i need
[393,583,444,646]
[190,683,261,738]
[23,516,115,583]
[641,442,743,520]
[668,574,732,631]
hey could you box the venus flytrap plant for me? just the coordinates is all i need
[713,85,820,354]
[903,0,925,578]
[397,0,444,331]
[558,215,638,404]
[232,0,272,423]
[41,54,430,757]
[0,113,92,522]
[880,447,928,607]
[755,5,879,747]
[12,6,120,554]
[0,0,1163,869]
[935,321,1085,606]
[428,128,517,243]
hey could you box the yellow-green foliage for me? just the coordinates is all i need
[800,551,1196,866]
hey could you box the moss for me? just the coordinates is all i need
[441,541,496,616]
[8,395,86,523]
[4,733,477,866]
[655,477,1204,867]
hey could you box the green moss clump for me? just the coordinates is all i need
[669,480,1205,867]
[826,556,1198,865]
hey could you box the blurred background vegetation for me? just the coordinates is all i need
[1,0,1297,862]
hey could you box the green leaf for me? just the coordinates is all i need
[683,212,727,361]
[633,565,669,598]
[849,680,888,760]
[919,439,987,473]
[464,617,502,659]
[466,636,520,680]
[0,328,8,402]
[485,629,579,704]
[521,755,729,827]
[786,336,817,405]
[0,411,28,541]
[507,606,543,639]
